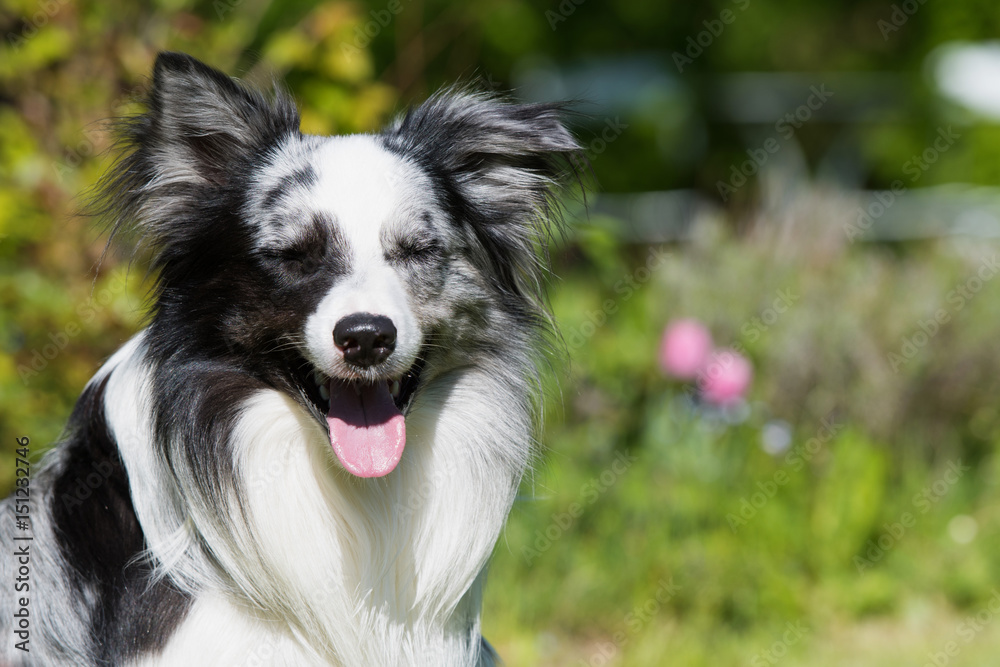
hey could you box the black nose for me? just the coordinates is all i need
[333,313,397,368]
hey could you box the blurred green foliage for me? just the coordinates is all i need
[3,0,1000,664]
[485,224,1000,665]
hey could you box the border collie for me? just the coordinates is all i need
[1,52,579,666]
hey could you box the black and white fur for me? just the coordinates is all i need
[1,52,579,666]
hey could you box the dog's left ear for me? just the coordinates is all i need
[142,51,300,188]
[383,91,581,297]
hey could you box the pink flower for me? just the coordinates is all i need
[699,349,752,405]
[659,319,713,379]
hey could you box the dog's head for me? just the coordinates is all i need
[99,52,579,477]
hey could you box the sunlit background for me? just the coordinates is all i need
[3,1,1000,664]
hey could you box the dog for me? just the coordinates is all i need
[1,52,579,666]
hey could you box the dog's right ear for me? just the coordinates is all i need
[96,52,300,255]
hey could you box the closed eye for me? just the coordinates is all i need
[260,248,318,275]
[284,248,325,274]
[262,213,347,277]
[407,239,442,257]
[388,237,444,263]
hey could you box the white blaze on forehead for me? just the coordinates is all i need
[300,135,431,378]
[312,135,427,255]
[251,134,430,248]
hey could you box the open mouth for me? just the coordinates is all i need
[302,356,425,478]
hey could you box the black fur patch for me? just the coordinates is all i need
[50,377,192,664]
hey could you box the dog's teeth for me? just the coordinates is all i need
[390,380,401,397]
[319,383,329,401]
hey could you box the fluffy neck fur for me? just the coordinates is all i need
[102,333,529,665]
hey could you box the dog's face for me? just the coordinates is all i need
[257,137,435,383]
[246,136,458,476]
[100,52,578,477]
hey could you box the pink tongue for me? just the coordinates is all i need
[326,380,406,478]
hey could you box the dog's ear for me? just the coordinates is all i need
[385,91,579,212]
[383,91,582,303]
[141,51,299,187]
[95,53,300,258]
